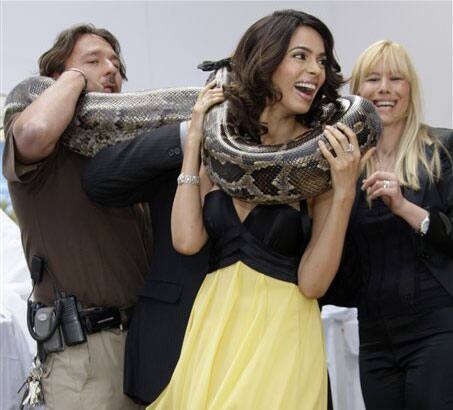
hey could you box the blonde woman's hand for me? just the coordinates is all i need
[188,80,224,141]
[362,171,405,213]
[318,122,375,200]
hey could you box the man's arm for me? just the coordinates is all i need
[82,123,183,207]
[12,70,86,163]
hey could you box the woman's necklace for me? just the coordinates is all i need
[375,151,396,172]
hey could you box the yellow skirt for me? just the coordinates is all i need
[147,261,327,410]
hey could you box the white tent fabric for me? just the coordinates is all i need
[0,306,33,410]
[1,209,36,409]
[1,209,35,352]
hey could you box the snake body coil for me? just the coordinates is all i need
[4,68,382,203]
[4,76,199,156]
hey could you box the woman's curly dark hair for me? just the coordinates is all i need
[225,9,344,142]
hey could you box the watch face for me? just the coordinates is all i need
[421,217,430,235]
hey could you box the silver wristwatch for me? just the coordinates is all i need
[419,214,430,236]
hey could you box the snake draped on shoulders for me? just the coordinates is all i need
[3,67,382,203]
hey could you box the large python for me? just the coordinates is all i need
[4,67,382,204]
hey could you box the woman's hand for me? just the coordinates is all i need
[361,171,405,213]
[318,122,374,200]
[188,80,224,142]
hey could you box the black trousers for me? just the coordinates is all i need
[359,307,453,410]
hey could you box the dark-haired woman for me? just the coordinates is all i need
[148,10,371,409]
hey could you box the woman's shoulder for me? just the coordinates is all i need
[425,126,453,162]
[427,126,453,148]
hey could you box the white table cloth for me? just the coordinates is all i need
[322,305,366,410]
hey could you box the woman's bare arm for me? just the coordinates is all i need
[297,123,375,298]
[171,81,224,254]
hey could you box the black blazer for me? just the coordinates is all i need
[323,127,453,307]
[82,124,211,404]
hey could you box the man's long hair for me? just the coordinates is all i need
[38,23,127,80]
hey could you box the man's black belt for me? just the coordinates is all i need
[80,306,134,334]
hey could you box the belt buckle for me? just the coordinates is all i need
[83,307,122,334]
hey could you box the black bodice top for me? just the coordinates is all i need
[351,191,453,320]
[203,190,310,284]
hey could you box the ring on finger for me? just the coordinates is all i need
[345,143,354,153]
[383,179,391,189]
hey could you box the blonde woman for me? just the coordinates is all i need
[326,40,453,409]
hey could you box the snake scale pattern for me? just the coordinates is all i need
[4,67,382,203]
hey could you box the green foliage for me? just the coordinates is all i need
[0,199,17,223]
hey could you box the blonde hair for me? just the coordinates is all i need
[350,40,442,190]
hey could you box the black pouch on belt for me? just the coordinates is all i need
[82,307,122,333]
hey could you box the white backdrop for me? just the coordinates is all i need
[1,1,452,128]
